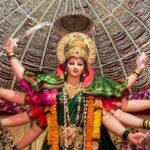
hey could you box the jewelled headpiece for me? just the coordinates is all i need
[56,32,96,66]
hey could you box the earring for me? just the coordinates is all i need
[83,71,86,78]
[64,69,67,76]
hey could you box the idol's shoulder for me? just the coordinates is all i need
[83,75,128,97]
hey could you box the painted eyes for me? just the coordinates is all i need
[68,61,83,66]
[68,62,74,65]
[78,63,83,66]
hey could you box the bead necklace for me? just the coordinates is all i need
[83,95,87,150]
[62,82,88,149]
[63,83,82,126]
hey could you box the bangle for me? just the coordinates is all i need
[12,145,18,150]
[132,72,140,77]
[133,69,141,77]
[7,51,15,57]
[135,69,142,75]
[143,120,150,129]
[9,55,17,60]
[7,51,14,55]
[8,55,17,60]
[7,52,16,60]
[122,130,130,140]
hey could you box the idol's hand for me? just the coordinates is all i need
[136,55,149,72]
[127,132,144,146]
[140,131,150,150]
[5,38,16,53]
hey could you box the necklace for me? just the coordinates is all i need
[63,85,82,126]
[64,82,83,99]
[65,82,82,88]
[62,84,84,149]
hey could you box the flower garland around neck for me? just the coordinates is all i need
[92,100,103,149]
[85,95,95,149]
[44,93,103,150]
[45,102,59,150]
[85,95,103,150]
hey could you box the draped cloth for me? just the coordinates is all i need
[21,70,128,149]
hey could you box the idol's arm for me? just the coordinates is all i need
[0,89,30,127]
[121,98,150,112]
[15,124,43,149]
[5,38,25,80]
[113,109,150,130]
[1,112,30,127]
[0,88,26,104]
[126,56,149,90]
[102,114,144,145]
[113,109,143,128]
[1,121,43,150]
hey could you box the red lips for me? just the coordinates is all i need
[73,70,78,73]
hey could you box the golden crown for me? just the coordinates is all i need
[56,32,96,66]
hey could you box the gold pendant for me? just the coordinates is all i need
[65,84,82,99]
[62,125,79,148]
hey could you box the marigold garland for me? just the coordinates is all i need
[92,100,103,149]
[45,102,59,150]
[50,103,59,150]
[45,94,103,150]
[45,106,51,145]
[85,95,95,149]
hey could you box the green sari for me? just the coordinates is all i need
[23,70,128,150]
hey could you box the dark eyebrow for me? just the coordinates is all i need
[78,61,84,63]
[68,59,84,63]
[68,60,74,63]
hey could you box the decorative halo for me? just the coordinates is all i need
[54,12,95,37]
[56,32,96,66]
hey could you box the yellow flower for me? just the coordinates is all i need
[92,101,103,149]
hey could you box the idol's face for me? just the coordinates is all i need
[66,57,84,78]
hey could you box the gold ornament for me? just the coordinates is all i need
[59,126,83,149]
[64,82,83,99]
[56,32,96,66]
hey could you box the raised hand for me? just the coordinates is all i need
[5,38,17,53]
[136,54,149,72]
